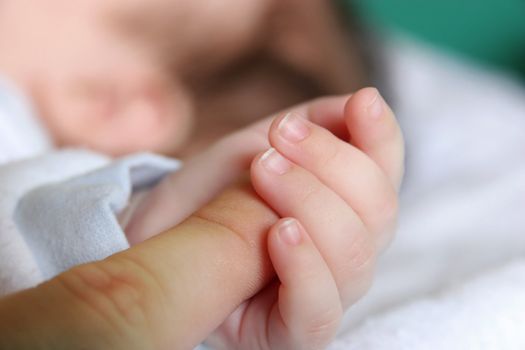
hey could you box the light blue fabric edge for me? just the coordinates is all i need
[14,153,181,280]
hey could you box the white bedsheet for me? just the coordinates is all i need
[332,36,525,349]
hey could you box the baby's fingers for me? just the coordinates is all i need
[251,149,374,307]
[268,219,342,350]
[267,110,398,242]
[344,88,405,190]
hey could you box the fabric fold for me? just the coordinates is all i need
[15,153,180,281]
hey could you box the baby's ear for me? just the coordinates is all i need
[90,76,194,155]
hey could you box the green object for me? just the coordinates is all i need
[343,0,525,79]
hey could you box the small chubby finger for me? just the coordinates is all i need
[267,110,398,240]
[267,218,342,350]
[260,94,352,141]
[251,149,376,306]
[344,87,405,190]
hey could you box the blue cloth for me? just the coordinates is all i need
[14,153,180,280]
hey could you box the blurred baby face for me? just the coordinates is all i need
[0,0,273,155]
[0,0,362,156]
[33,58,194,155]
[0,0,195,155]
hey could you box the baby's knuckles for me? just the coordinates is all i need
[337,229,377,306]
[374,185,400,249]
[303,313,341,350]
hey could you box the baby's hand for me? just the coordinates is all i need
[124,87,403,349]
[208,88,404,349]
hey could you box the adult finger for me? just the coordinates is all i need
[0,181,278,350]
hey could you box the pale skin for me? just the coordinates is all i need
[0,88,404,349]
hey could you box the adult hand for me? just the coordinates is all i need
[0,181,278,350]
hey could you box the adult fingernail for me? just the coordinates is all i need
[260,148,292,175]
[366,88,384,120]
[279,219,302,246]
[278,112,310,143]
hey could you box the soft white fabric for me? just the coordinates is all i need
[331,36,525,348]
[14,153,179,281]
[0,80,181,295]
[0,150,110,295]
[331,260,525,350]
[0,79,52,164]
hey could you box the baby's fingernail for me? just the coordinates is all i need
[278,112,310,143]
[366,88,384,120]
[260,148,292,175]
[279,219,302,246]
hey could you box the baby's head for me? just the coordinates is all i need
[0,0,366,156]
[0,0,198,156]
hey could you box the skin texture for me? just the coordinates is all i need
[124,89,405,349]
[0,2,394,348]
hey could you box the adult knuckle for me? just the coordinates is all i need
[192,209,252,249]
[58,260,155,341]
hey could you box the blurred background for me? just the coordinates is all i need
[346,0,525,80]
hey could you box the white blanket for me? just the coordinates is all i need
[0,79,52,164]
[331,36,525,348]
